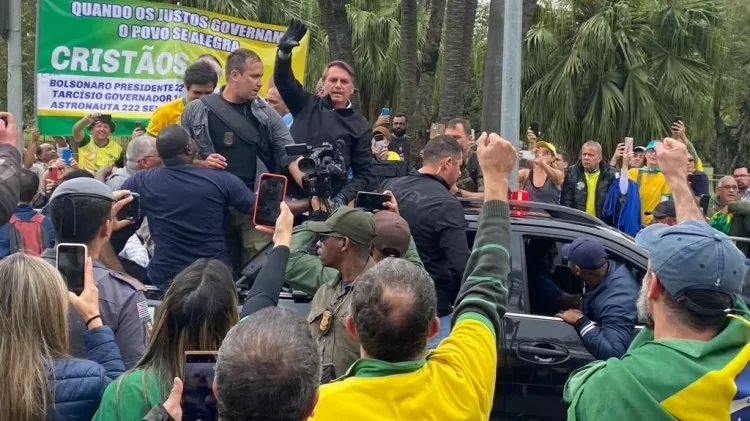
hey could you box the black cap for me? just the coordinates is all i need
[645,201,676,218]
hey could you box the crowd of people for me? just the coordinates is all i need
[0,16,748,421]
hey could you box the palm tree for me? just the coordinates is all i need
[522,0,721,157]
[439,0,472,122]
[399,0,419,126]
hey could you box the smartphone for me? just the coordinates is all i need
[624,137,634,157]
[61,148,73,165]
[56,243,87,295]
[382,107,390,116]
[182,351,218,421]
[49,167,61,182]
[134,122,143,130]
[355,192,389,212]
[254,173,288,228]
[530,121,540,137]
[116,192,140,221]
[520,150,535,160]
[673,116,683,124]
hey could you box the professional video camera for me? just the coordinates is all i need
[286,140,347,204]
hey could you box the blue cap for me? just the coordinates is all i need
[635,221,746,310]
[561,238,608,270]
[646,140,657,150]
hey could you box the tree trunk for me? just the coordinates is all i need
[455,0,479,113]
[399,0,419,128]
[438,0,468,123]
[412,0,446,168]
[317,0,362,110]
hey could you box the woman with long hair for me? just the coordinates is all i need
[0,253,125,421]
[94,258,239,421]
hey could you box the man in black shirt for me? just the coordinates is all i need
[379,135,470,348]
[181,48,304,266]
[274,20,376,205]
[389,113,411,164]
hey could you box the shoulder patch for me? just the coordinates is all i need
[136,300,150,320]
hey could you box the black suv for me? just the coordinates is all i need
[145,201,651,420]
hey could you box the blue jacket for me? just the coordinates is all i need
[602,178,642,236]
[48,326,126,421]
[573,260,638,360]
[0,204,55,258]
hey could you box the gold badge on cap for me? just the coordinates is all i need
[319,309,332,334]
[223,132,234,147]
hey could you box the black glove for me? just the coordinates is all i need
[278,19,308,55]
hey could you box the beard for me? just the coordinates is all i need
[637,274,655,329]
[393,128,406,137]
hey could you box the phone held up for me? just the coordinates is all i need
[116,192,141,221]
[355,191,389,212]
[254,173,288,228]
[530,121,540,138]
[183,351,218,421]
[382,107,390,117]
[56,243,88,295]
[49,166,62,183]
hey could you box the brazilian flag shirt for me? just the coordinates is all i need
[564,308,750,420]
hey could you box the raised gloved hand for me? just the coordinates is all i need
[278,19,308,55]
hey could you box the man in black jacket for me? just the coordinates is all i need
[380,135,470,349]
[0,112,21,225]
[561,141,616,219]
[274,20,376,206]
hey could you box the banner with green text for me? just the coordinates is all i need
[36,0,309,135]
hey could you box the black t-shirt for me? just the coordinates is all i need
[207,100,260,189]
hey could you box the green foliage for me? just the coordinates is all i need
[521,0,722,156]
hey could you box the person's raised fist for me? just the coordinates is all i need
[0,112,18,148]
[654,138,689,181]
[476,132,517,180]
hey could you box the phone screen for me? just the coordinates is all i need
[57,244,87,294]
[382,107,390,116]
[356,192,389,212]
[49,167,61,182]
[116,193,140,221]
[183,352,218,421]
[530,121,540,137]
[134,122,143,130]
[255,175,287,227]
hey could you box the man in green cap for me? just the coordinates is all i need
[304,206,378,378]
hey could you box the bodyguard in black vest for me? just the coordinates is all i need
[181,48,304,266]
[274,20,376,206]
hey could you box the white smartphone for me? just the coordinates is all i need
[624,137,634,155]
[56,243,88,295]
[520,150,535,160]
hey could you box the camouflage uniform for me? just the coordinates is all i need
[457,147,484,193]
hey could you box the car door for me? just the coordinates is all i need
[495,225,647,421]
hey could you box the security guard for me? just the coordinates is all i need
[302,206,378,377]
[41,178,150,368]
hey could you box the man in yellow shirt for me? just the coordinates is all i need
[145,60,218,137]
[71,113,122,174]
[628,141,671,225]
[310,132,515,421]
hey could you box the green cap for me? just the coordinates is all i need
[307,207,377,246]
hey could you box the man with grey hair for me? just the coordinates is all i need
[215,307,320,421]
[561,140,616,219]
[105,135,160,191]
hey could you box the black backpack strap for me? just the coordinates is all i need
[200,94,275,171]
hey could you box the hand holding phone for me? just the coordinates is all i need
[65,254,101,326]
[49,166,61,182]
[382,107,390,117]
[355,192,390,212]
[183,352,218,421]
[530,121,540,138]
[254,174,288,228]
[57,243,88,296]
[116,192,140,221]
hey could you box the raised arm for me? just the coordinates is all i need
[655,138,704,223]
[0,112,22,225]
[274,20,313,117]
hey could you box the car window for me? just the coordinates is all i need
[521,234,645,318]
